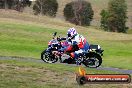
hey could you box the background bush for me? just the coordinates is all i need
[0,0,31,12]
[33,0,58,17]
[100,0,128,33]
[63,0,94,26]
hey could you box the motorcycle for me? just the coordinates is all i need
[41,32,104,68]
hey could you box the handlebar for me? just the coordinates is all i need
[57,37,62,41]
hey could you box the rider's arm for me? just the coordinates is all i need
[71,35,85,49]
[60,37,66,40]
[57,37,66,41]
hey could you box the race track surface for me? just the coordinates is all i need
[0,56,132,74]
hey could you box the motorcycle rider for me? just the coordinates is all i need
[59,27,90,65]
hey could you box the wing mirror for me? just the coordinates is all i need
[53,32,57,37]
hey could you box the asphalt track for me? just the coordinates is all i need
[0,56,132,74]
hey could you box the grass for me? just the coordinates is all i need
[0,19,132,69]
[127,29,132,34]
[0,59,120,74]
[1,59,131,88]
[0,21,65,58]
[99,41,132,69]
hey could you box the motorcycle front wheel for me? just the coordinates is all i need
[41,50,58,63]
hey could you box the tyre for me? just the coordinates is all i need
[83,53,102,68]
[76,76,87,85]
[41,50,58,63]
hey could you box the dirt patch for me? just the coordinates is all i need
[0,64,77,87]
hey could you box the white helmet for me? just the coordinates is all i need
[67,27,77,37]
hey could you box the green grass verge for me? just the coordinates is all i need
[0,21,132,70]
[0,59,120,74]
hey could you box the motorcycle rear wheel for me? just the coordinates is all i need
[83,53,102,68]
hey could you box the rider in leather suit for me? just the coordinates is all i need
[59,27,89,65]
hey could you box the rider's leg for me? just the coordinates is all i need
[59,46,67,52]
[69,42,89,65]
[83,42,90,51]
[70,50,83,65]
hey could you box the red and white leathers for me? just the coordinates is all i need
[66,34,89,59]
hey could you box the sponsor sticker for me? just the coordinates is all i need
[76,67,131,85]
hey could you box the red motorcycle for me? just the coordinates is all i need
[41,32,104,67]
